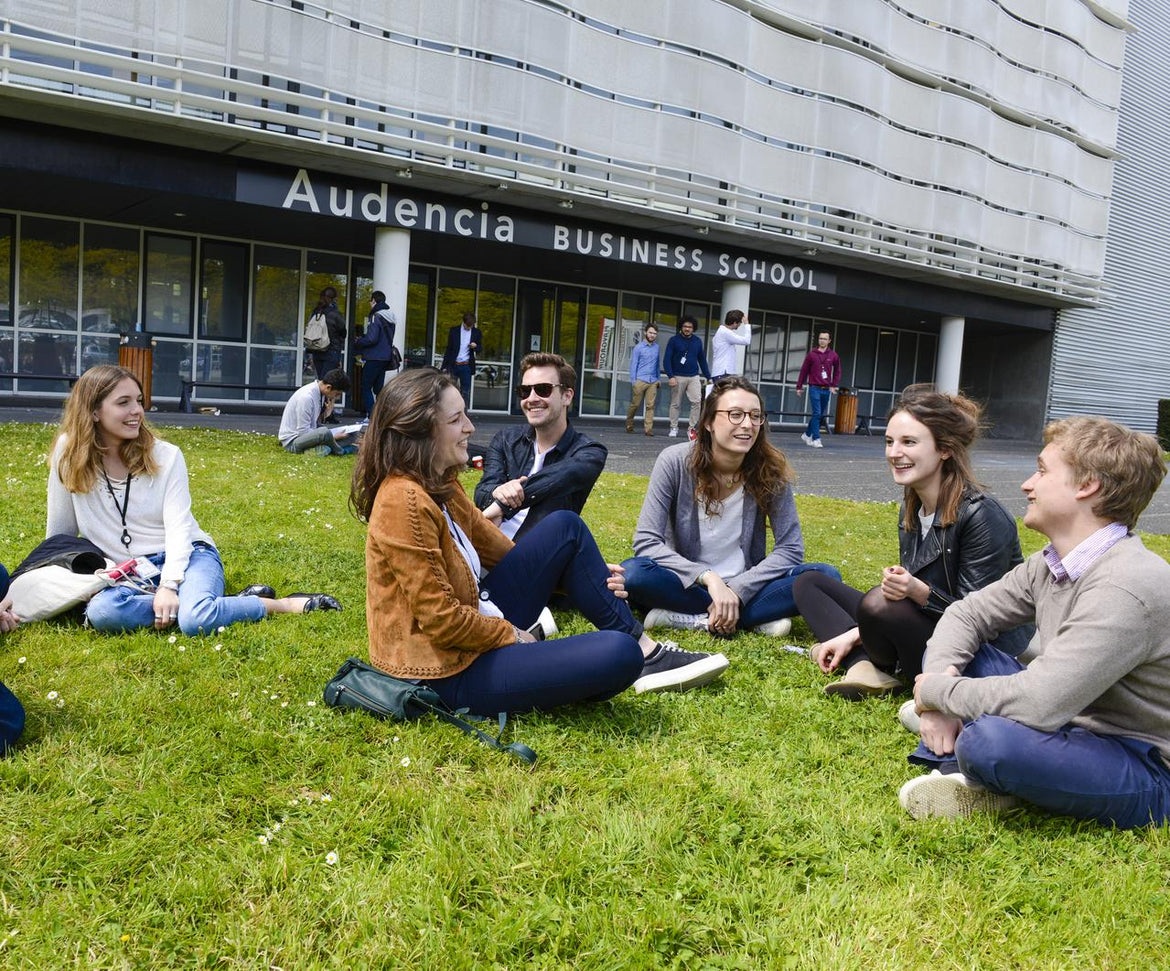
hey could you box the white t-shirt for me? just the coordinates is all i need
[457,326,473,363]
[919,510,936,538]
[709,322,752,377]
[498,445,549,540]
[697,487,746,578]
[443,506,504,619]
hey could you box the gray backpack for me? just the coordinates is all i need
[303,311,330,351]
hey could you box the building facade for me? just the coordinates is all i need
[0,1,1146,435]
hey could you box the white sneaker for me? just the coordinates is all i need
[668,427,679,438]
[898,770,1019,820]
[752,617,792,637]
[535,607,558,639]
[898,699,921,735]
[810,439,824,448]
[800,433,812,445]
[634,643,730,694]
[643,608,708,631]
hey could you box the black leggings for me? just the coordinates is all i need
[792,571,937,680]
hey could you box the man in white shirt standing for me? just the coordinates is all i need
[709,309,752,382]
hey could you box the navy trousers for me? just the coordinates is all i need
[912,644,1170,828]
[425,511,644,715]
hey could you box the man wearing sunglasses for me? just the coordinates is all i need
[474,353,607,542]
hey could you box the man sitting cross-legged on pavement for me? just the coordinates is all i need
[900,416,1170,828]
[475,353,607,542]
[278,369,360,455]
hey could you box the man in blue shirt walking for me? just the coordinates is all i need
[626,323,661,436]
[663,316,711,439]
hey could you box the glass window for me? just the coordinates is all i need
[473,361,511,412]
[915,333,937,384]
[751,311,787,383]
[434,269,477,366]
[581,289,617,414]
[833,322,858,387]
[83,223,139,334]
[152,339,193,399]
[19,216,79,332]
[786,318,812,384]
[200,240,249,341]
[875,330,898,390]
[18,332,77,392]
[0,214,10,389]
[555,287,584,369]
[249,347,300,401]
[405,267,434,368]
[894,332,917,393]
[304,251,349,376]
[854,326,877,389]
[80,335,121,373]
[252,244,301,347]
[0,329,13,390]
[476,273,515,365]
[144,234,193,336]
[195,342,247,398]
[651,297,680,335]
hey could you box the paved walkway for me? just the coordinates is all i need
[4,402,1168,533]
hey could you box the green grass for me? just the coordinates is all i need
[2,422,1170,968]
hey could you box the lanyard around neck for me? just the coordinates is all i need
[101,466,133,548]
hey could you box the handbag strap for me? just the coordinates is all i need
[419,700,538,766]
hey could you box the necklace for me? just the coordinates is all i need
[101,465,133,548]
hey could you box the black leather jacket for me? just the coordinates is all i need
[899,489,1032,654]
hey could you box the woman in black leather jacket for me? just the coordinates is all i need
[793,384,1027,699]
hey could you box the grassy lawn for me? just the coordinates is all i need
[2,422,1170,968]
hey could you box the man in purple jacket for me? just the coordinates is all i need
[795,330,841,448]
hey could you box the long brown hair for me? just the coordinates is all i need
[691,376,794,515]
[50,365,159,493]
[350,368,462,521]
[890,383,983,529]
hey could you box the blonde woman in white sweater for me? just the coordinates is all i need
[47,366,339,635]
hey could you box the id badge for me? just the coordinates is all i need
[134,556,161,580]
[820,368,828,381]
[680,355,687,365]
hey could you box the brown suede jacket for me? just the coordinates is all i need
[366,475,516,679]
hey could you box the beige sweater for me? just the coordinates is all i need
[920,536,1170,760]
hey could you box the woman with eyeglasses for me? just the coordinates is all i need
[792,384,1028,701]
[622,376,840,640]
[352,367,728,715]
[45,365,341,636]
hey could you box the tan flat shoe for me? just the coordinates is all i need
[823,659,901,700]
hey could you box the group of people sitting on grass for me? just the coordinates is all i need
[3,354,1168,832]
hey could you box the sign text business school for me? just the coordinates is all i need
[238,168,833,293]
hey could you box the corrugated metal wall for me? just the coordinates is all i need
[1049,0,1170,432]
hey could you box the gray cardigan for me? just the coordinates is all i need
[632,442,805,603]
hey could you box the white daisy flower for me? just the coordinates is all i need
[321,794,332,803]
[258,834,269,845]
[326,851,338,866]
[400,757,411,767]
[17,657,26,665]
[167,635,177,644]
[46,690,58,701]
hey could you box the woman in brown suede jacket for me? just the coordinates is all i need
[350,368,703,715]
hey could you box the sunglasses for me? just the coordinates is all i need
[515,382,564,399]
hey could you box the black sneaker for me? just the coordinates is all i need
[633,641,729,694]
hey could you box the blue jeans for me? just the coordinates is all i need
[360,359,389,416]
[452,362,473,407]
[620,556,842,629]
[85,543,267,636]
[911,644,1170,828]
[806,386,831,440]
[426,511,644,715]
[0,560,9,599]
[0,679,23,755]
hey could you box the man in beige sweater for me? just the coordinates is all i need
[900,416,1170,828]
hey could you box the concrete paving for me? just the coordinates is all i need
[4,401,1168,534]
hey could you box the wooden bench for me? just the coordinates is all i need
[179,379,301,413]
[0,371,80,386]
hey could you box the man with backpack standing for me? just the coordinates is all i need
[353,290,400,417]
[304,286,347,388]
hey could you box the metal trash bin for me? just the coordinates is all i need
[118,331,154,410]
[834,387,858,435]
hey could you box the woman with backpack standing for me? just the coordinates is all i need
[304,286,346,383]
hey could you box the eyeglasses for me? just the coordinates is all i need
[714,408,767,426]
[515,382,564,400]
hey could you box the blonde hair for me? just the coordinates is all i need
[50,365,159,493]
[1044,417,1166,529]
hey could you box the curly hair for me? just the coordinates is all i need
[350,368,463,521]
[889,384,984,529]
[50,365,159,493]
[690,376,794,515]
